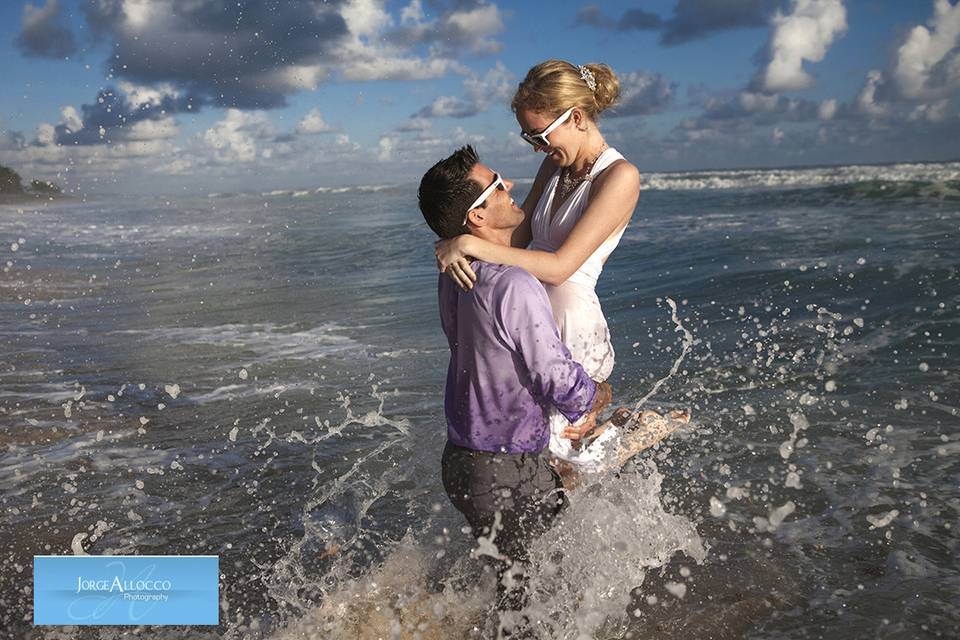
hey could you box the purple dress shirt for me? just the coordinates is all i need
[438,261,597,454]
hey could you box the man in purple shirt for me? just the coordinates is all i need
[418,146,610,619]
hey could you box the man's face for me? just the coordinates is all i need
[466,163,524,230]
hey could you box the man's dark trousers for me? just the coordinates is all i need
[441,440,567,611]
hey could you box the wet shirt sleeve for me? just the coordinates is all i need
[437,273,459,351]
[491,269,596,423]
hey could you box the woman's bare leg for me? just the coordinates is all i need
[615,408,690,466]
[550,407,691,485]
[551,457,581,491]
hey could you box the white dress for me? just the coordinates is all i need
[528,148,628,470]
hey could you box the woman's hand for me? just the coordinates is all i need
[435,236,477,291]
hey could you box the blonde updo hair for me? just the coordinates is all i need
[511,60,620,120]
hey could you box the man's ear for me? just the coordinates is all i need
[466,207,487,227]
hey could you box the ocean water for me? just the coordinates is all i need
[1,161,958,639]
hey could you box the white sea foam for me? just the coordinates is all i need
[1,433,169,488]
[0,216,248,247]
[0,382,78,403]
[294,183,402,196]
[354,184,397,192]
[190,381,321,404]
[866,509,899,529]
[111,322,364,363]
[375,347,442,358]
[640,161,960,191]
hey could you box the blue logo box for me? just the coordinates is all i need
[34,555,219,626]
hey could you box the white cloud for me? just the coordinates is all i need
[818,98,837,120]
[857,70,889,118]
[377,135,395,161]
[892,0,960,100]
[7,0,517,193]
[49,0,483,119]
[59,105,82,132]
[399,0,424,26]
[739,91,781,112]
[155,156,194,175]
[257,65,330,92]
[125,117,179,141]
[390,1,505,55]
[417,62,513,119]
[613,71,675,116]
[825,1,960,131]
[445,3,504,54]
[203,109,274,163]
[296,108,334,135]
[910,98,951,122]
[374,122,486,166]
[122,0,159,30]
[463,62,513,105]
[341,0,394,38]
[772,126,785,144]
[419,96,474,118]
[396,117,432,132]
[677,122,720,142]
[106,138,175,159]
[36,122,56,146]
[334,0,483,83]
[341,56,461,82]
[6,130,182,188]
[118,81,180,109]
[760,0,847,92]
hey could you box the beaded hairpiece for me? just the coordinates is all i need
[578,65,597,92]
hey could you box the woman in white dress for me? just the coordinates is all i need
[436,60,685,477]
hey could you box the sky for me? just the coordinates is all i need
[0,0,959,195]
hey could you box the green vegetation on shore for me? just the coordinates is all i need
[0,165,24,194]
[0,163,63,201]
[29,179,62,195]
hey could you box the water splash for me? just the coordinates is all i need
[631,297,695,413]
[520,464,706,639]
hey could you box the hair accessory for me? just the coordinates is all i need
[578,65,596,92]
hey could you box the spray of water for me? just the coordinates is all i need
[630,297,694,414]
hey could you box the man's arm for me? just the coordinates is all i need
[437,273,459,348]
[492,269,597,422]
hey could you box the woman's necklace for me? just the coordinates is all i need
[556,143,608,203]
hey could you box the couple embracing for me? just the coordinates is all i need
[417,60,688,626]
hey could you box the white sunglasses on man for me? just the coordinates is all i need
[519,106,575,149]
[463,172,506,226]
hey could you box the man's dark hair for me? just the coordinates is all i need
[418,145,483,239]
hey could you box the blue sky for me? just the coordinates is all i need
[1,0,958,194]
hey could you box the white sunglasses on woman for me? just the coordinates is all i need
[519,106,575,149]
[463,172,506,226]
